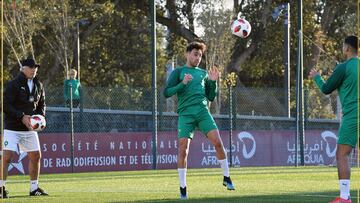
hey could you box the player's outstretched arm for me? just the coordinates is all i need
[309,64,346,95]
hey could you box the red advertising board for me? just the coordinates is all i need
[7,130,345,175]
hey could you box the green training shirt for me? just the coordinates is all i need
[64,79,81,100]
[314,57,359,118]
[163,66,217,114]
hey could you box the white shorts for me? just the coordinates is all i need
[3,129,40,152]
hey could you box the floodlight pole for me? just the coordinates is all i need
[226,73,237,167]
[75,19,90,82]
[295,0,305,166]
[1,0,4,198]
[229,85,233,167]
[272,3,291,118]
[76,22,80,82]
[284,3,290,118]
[150,0,158,170]
[69,83,75,173]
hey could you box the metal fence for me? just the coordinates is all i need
[38,84,355,171]
[64,85,340,117]
[44,85,341,133]
[7,83,354,175]
[44,84,343,144]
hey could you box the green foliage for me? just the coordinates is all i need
[2,0,355,119]
[196,0,235,70]
[3,0,167,89]
[225,72,238,88]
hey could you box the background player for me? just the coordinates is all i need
[309,35,358,203]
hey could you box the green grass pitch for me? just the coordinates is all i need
[2,166,359,202]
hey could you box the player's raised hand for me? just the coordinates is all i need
[308,68,319,79]
[208,66,219,81]
[182,73,193,85]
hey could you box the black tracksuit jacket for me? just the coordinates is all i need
[4,72,46,131]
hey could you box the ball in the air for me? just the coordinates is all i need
[231,17,251,38]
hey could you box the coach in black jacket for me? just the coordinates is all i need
[1,58,48,198]
[4,63,45,131]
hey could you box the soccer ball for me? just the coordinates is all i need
[30,115,46,131]
[231,14,251,38]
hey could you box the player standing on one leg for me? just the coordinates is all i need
[164,42,234,200]
[309,36,358,203]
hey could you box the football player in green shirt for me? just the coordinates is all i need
[309,35,358,203]
[164,42,234,199]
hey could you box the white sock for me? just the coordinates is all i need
[178,168,187,188]
[218,159,230,177]
[0,180,6,187]
[339,179,350,199]
[30,180,38,192]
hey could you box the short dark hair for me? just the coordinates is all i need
[344,35,358,51]
[186,41,206,53]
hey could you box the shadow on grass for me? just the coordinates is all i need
[110,190,359,203]
[3,194,55,201]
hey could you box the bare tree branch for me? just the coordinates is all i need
[156,15,198,41]
[135,0,199,42]
[306,0,341,70]
[4,31,21,68]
